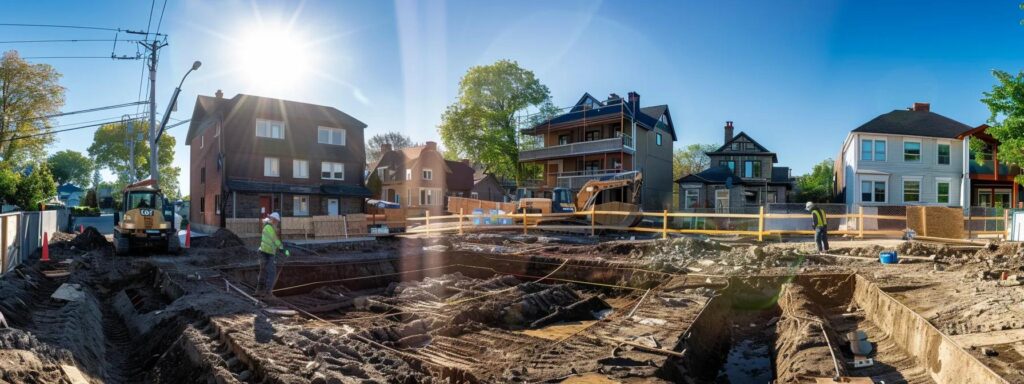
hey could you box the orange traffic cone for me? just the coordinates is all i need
[185,224,191,249]
[79,224,84,233]
[41,232,50,262]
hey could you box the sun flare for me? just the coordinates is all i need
[235,23,313,93]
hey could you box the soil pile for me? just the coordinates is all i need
[190,228,244,248]
[636,237,791,274]
[71,227,109,251]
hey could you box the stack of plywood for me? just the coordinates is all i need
[281,217,311,239]
[906,206,964,239]
[226,218,261,236]
[346,214,368,236]
[312,216,343,238]
[447,196,516,215]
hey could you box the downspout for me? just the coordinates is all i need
[962,136,970,208]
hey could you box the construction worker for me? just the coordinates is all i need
[257,212,289,297]
[806,202,830,253]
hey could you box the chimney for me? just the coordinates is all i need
[425,141,437,151]
[911,102,930,112]
[627,91,640,108]
[215,89,223,99]
[380,143,392,153]
[724,121,734,144]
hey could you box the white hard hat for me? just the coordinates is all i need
[805,201,815,210]
[268,212,281,222]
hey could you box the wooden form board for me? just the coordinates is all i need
[447,196,516,215]
[906,206,964,239]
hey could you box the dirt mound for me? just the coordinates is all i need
[72,227,109,251]
[190,228,244,248]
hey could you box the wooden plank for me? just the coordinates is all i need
[60,365,90,384]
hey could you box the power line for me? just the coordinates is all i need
[155,0,169,35]
[144,0,156,39]
[0,118,128,144]
[22,56,120,59]
[9,101,146,124]
[0,23,163,36]
[0,39,141,44]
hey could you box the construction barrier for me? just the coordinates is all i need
[227,215,369,239]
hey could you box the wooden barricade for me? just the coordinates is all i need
[447,196,516,215]
[907,206,964,239]
[226,218,261,236]
[281,217,311,239]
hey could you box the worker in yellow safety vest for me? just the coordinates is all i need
[806,202,830,253]
[257,212,289,297]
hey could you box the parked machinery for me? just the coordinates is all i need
[112,179,180,255]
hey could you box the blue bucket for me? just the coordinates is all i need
[879,251,898,264]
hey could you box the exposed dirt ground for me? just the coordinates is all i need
[0,229,1021,383]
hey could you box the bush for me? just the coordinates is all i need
[71,206,100,217]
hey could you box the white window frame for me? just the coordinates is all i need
[936,141,951,165]
[377,166,387,179]
[200,135,204,149]
[684,189,700,209]
[419,188,441,206]
[263,157,280,177]
[317,126,346,146]
[859,175,888,203]
[256,119,285,139]
[860,137,887,162]
[405,169,412,181]
[935,177,952,204]
[422,169,433,180]
[293,159,309,179]
[656,133,663,146]
[903,139,922,162]
[470,191,479,199]
[321,162,345,180]
[902,176,923,203]
[292,195,309,216]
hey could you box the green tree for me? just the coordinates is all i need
[366,131,415,166]
[795,159,834,203]
[0,164,19,205]
[47,150,94,186]
[0,51,65,166]
[87,120,180,198]
[981,70,1024,185]
[439,60,552,184]
[82,189,98,208]
[90,164,101,189]
[673,143,717,181]
[14,162,56,210]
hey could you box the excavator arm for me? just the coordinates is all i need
[574,171,643,212]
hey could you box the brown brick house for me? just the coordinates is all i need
[186,91,372,231]
[369,141,473,212]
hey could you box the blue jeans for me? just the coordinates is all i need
[814,226,830,253]
[258,251,277,294]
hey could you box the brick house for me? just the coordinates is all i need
[186,91,372,232]
[369,141,473,212]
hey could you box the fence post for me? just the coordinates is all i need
[858,206,864,239]
[459,208,464,235]
[757,206,765,242]
[921,207,927,237]
[522,208,528,235]
[662,210,669,240]
[425,211,431,236]
[590,206,596,237]
[342,215,349,239]
[1005,210,1011,239]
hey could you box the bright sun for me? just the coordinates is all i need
[236,24,312,92]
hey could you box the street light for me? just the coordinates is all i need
[150,60,202,184]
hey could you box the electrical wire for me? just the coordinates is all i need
[8,101,146,124]
[21,56,115,59]
[144,0,156,40]
[0,23,123,32]
[155,0,169,35]
[0,118,127,144]
[0,39,141,44]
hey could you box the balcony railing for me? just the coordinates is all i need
[519,135,634,162]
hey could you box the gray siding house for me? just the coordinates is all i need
[835,103,972,210]
[676,122,794,211]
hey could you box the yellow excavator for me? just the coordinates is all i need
[517,171,644,226]
[112,179,180,255]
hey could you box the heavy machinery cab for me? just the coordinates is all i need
[112,179,179,255]
[551,188,575,213]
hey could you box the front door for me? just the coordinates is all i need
[259,196,272,219]
[546,162,560,188]
[328,199,339,216]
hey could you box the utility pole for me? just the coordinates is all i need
[147,40,163,186]
[125,117,136,183]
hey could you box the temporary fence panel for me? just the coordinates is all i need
[906,206,964,239]
[1,213,19,276]
[447,196,515,215]
[1011,210,1024,241]
[965,206,1009,237]
[226,218,262,236]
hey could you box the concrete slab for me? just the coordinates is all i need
[51,283,85,302]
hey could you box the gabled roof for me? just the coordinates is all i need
[524,92,677,141]
[57,183,84,194]
[185,93,367,144]
[707,131,778,162]
[852,110,972,138]
[675,166,745,185]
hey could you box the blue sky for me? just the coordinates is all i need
[3,0,1024,192]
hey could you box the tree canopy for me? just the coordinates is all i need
[672,143,717,182]
[0,51,65,167]
[366,131,414,166]
[48,149,94,186]
[795,159,834,203]
[438,60,552,183]
[13,162,56,210]
[981,69,1024,185]
[88,120,181,199]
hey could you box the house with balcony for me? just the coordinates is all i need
[834,102,973,210]
[517,92,676,210]
[956,124,1022,208]
[675,122,794,211]
[185,91,372,232]
[369,141,474,213]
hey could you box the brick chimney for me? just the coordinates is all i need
[425,141,437,151]
[215,89,223,98]
[380,143,392,153]
[724,121,734,144]
[911,102,930,112]
[627,91,640,110]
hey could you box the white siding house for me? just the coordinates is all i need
[836,103,973,210]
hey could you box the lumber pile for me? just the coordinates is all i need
[311,214,368,238]
[226,218,261,236]
[447,196,515,215]
[906,206,964,239]
[281,217,311,239]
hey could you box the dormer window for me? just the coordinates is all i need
[256,119,285,139]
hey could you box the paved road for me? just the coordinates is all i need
[72,214,114,235]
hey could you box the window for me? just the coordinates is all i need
[256,119,285,139]
[743,160,761,178]
[720,160,736,172]
[684,189,699,209]
[470,192,479,199]
[405,169,412,181]
[293,195,309,216]
[422,169,433,180]
[214,194,221,214]
[903,179,921,202]
[936,180,950,204]
[714,189,729,212]
[558,134,569,145]
[377,167,387,179]
[293,159,309,179]
[419,188,439,206]
[861,139,886,161]
[937,143,950,165]
[321,162,344,180]
[584,161,601,172]
[317,126,346,146]
[264,157,280,177]
[200,167,206,183]
[656,133,663,146]
[903,140,921,162]
[612,158,622,169]
[200,135,204,149]
[860,180,887,203]
[584,130,600,141]
[199,197,205,213]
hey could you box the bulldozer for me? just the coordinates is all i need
[112,179,180,255]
